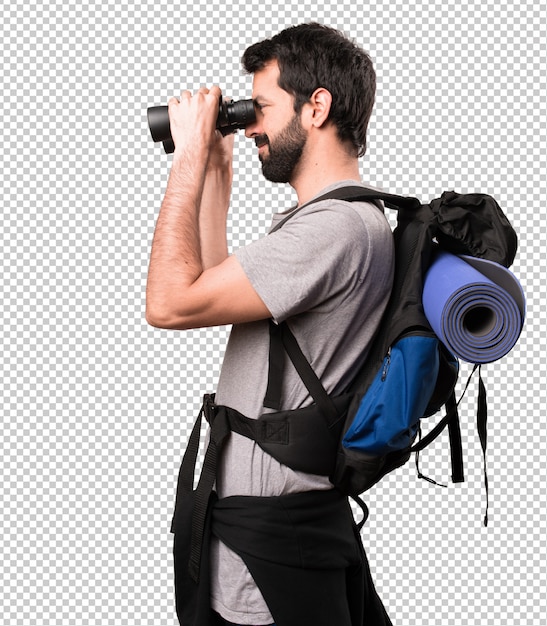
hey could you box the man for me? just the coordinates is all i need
[146,23,394,626]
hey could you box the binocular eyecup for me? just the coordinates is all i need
[147,96,256,153]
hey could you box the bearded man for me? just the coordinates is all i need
[146,22,394,626]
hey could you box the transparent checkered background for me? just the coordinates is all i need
[1,0,545,624]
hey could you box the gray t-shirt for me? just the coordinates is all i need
[210,180,395,625]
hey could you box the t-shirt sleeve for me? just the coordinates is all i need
[234,203,373,323]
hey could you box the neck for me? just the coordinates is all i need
[290,140,362,206]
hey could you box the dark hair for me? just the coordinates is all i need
[242,23,376,157]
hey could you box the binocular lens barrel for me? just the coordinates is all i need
[147,106,172,143]
[147,97,256,153]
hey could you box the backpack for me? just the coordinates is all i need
[245,186,520,526]
[177,186,521,581]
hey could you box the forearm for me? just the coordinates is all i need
[199,165,233,269]
[145,152,206,325]
[145,86,239,329]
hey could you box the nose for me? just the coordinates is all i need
[245,119,260,138]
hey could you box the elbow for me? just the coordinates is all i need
[145,306,168,329]
[145,301,187,330]
[145,310,165,329]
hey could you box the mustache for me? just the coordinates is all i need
[254,134,269,148]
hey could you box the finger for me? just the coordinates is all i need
[208,85,222,99]
[167,97,180,120]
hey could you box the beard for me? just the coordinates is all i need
[256,113,307,184]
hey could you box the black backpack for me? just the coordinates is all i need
[234,187,518,525]
[178,186,519,581]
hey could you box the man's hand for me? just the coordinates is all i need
[167,86,234,169]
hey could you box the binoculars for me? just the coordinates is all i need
[147,97,256,153]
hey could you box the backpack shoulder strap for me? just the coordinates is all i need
[306,185,421,210]
[263,319,339,423]
[263,184,427,411]
[270,185,422,234]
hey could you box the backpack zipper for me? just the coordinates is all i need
[381,347,392,381]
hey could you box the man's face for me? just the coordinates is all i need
[255,111,307,183]
[246,60,308,184]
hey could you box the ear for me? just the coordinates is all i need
[305,87,332,129]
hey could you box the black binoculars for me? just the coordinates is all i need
[147,97,256,153]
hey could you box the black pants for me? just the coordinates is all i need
[172,490,392,626]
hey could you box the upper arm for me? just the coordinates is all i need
[233,204,373,323]
[145,254,272,330]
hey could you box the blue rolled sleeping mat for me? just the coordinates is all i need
[423,250,526,364]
